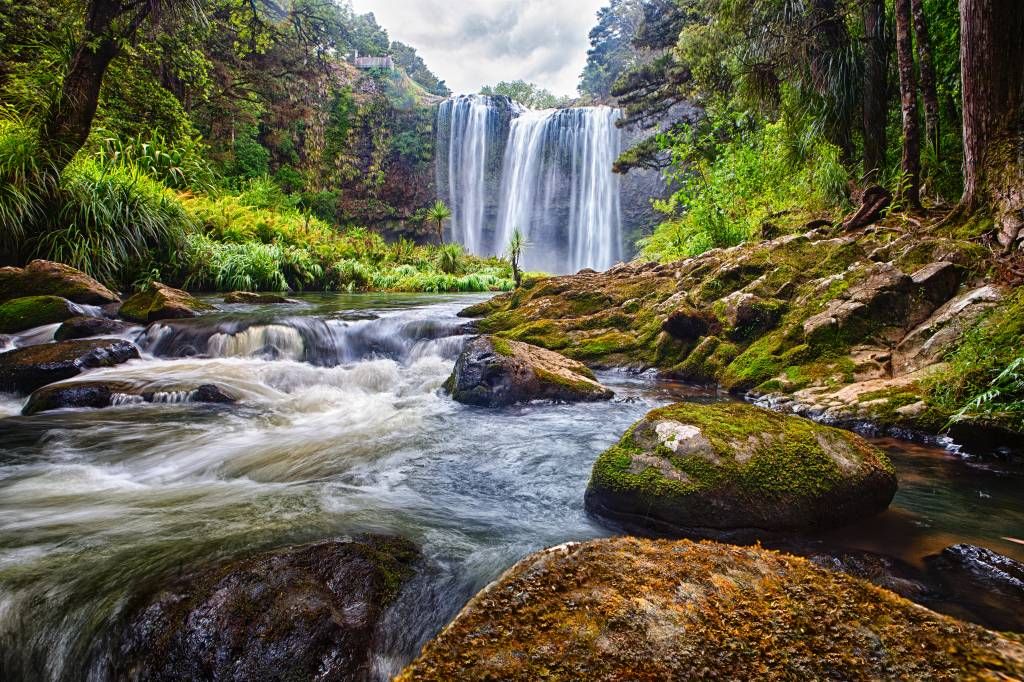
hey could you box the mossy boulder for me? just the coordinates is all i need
[0,339,140,394]
[54,315,135,341]
[0,296,79,334]
[112,535,420,681]
[0,260,118,305]
[223,291,298,304]
[585,402,896,533]
[445,335,613,407]
[22,380,235,416]
[397,537,1024,681]
[119,282,214,323]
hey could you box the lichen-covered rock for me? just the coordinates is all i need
[585,402,896,533]
[0,260,118,305]
[397,537,1024,681]
[0,296,79,333]
[112,535,420,682]
[119,282,214,323]
[54,315,135,341]
[719,291,785,340]
[925,544,1024,632]
[223,291,298,304]
[0,339,139,394]
[22,381,235,415]
[444,335,613,407]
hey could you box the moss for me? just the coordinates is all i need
[0,295,76,334]
[398,537,1024,681]
[490,336,514,357]
[535,366,599,393]
[498,320,571,350]
[572,330,637,359]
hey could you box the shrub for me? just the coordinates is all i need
[435,243,465,274]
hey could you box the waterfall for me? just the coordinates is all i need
[436,99,623,274]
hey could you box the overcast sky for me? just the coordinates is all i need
[349,0,608,97]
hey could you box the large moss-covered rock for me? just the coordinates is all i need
[0,339,139,394]
[585,402,896,533]
[119,282,214,323]
[22,380,235,415]
[0,260,118,305]
[397,537,1024,681]
[444,335,613,407]
[112,535,420,681]
[0,296,79,333]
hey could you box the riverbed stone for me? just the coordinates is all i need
[925,544,1024,632]
[54,315,135,341]
[113,535,420,682]
[444,335,613,407]
[119,282,214,323]
[585,402,897,534]
[0,295,79,334]
[22,381,235,415]
[223,291,298,304]
[0,339,140,394]
[396,537,1024,681]
[0,260,119,305]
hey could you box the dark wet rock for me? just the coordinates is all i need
[925,544,1024,632]
[397,537,1024,681]
[54,315,134,341]
[807,549,933,601]
[0,296,79,334]
[720,292,784,340]
[444,335,613,407]
[113,535,420,682]
[0,339,139,394]
[223,291,298,304]
[0,260,119,305]
[661,303,719,341]
[22,381,235,415]
[119,283,214,324]
[585,402,897,534]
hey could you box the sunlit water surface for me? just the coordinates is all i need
[0,293,1020,680]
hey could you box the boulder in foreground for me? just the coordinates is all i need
[0,339,139,394]
[0,260,119,305]
[444,335,613,407]
[397,537,1024,681]
[23,380,235,415]
[119,282,214,323]
[223,291,298,304]
[585,402,896,533]
[0,296,79,334]
[54,315,134,341]
[113,535,420,681]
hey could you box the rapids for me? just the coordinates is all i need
[0,293,1021,680]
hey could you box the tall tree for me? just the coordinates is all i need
[894,0,921,208]
[37,0,202,174]
[958,0,1024,248]
[861,0,888,181]
[910,0,941,163]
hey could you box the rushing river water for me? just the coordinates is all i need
[0,294,1022,680]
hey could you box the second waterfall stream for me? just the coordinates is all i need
[435,95,623,274]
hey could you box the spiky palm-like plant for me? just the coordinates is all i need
[426,200,452,244]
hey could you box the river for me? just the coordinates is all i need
[0,293,1021,680]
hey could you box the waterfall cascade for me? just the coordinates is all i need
[436,96,623,274]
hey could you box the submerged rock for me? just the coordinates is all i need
[54,315,134,341]
[22,381,235,415]
[0,295,79,334]
[113,535,420,682]
[223,291,298,304]
[0,259,119,305]
[0,339,139,394]
[585,402,896,534]
[444,335,613,407]
[119,283,214,324]
[397,537,1024,680]
[925,544,1024,632]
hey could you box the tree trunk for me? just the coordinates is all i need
[959,0,1024,248]
[911,0,941,163]
[37,1,127,174]
[894,0,921,209]
[862,0,888,183]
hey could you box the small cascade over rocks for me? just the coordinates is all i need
[436,97,623,274]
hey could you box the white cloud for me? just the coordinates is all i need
[349,0,608,96]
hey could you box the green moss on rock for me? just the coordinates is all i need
[0,296,78,334]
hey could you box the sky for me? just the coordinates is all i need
[349,0,608,97]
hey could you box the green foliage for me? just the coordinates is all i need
[0,110,50,251]
[230,126,270,181]
[480,81,573,109]
[426,200,452,243]
[508,228,525,288]
[94,131,216,192]
[641,110,847,262]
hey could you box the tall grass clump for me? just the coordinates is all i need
[94,131,217,192]
[38,158,194,286]
[0,110,51,252]
[184,234,289,291]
